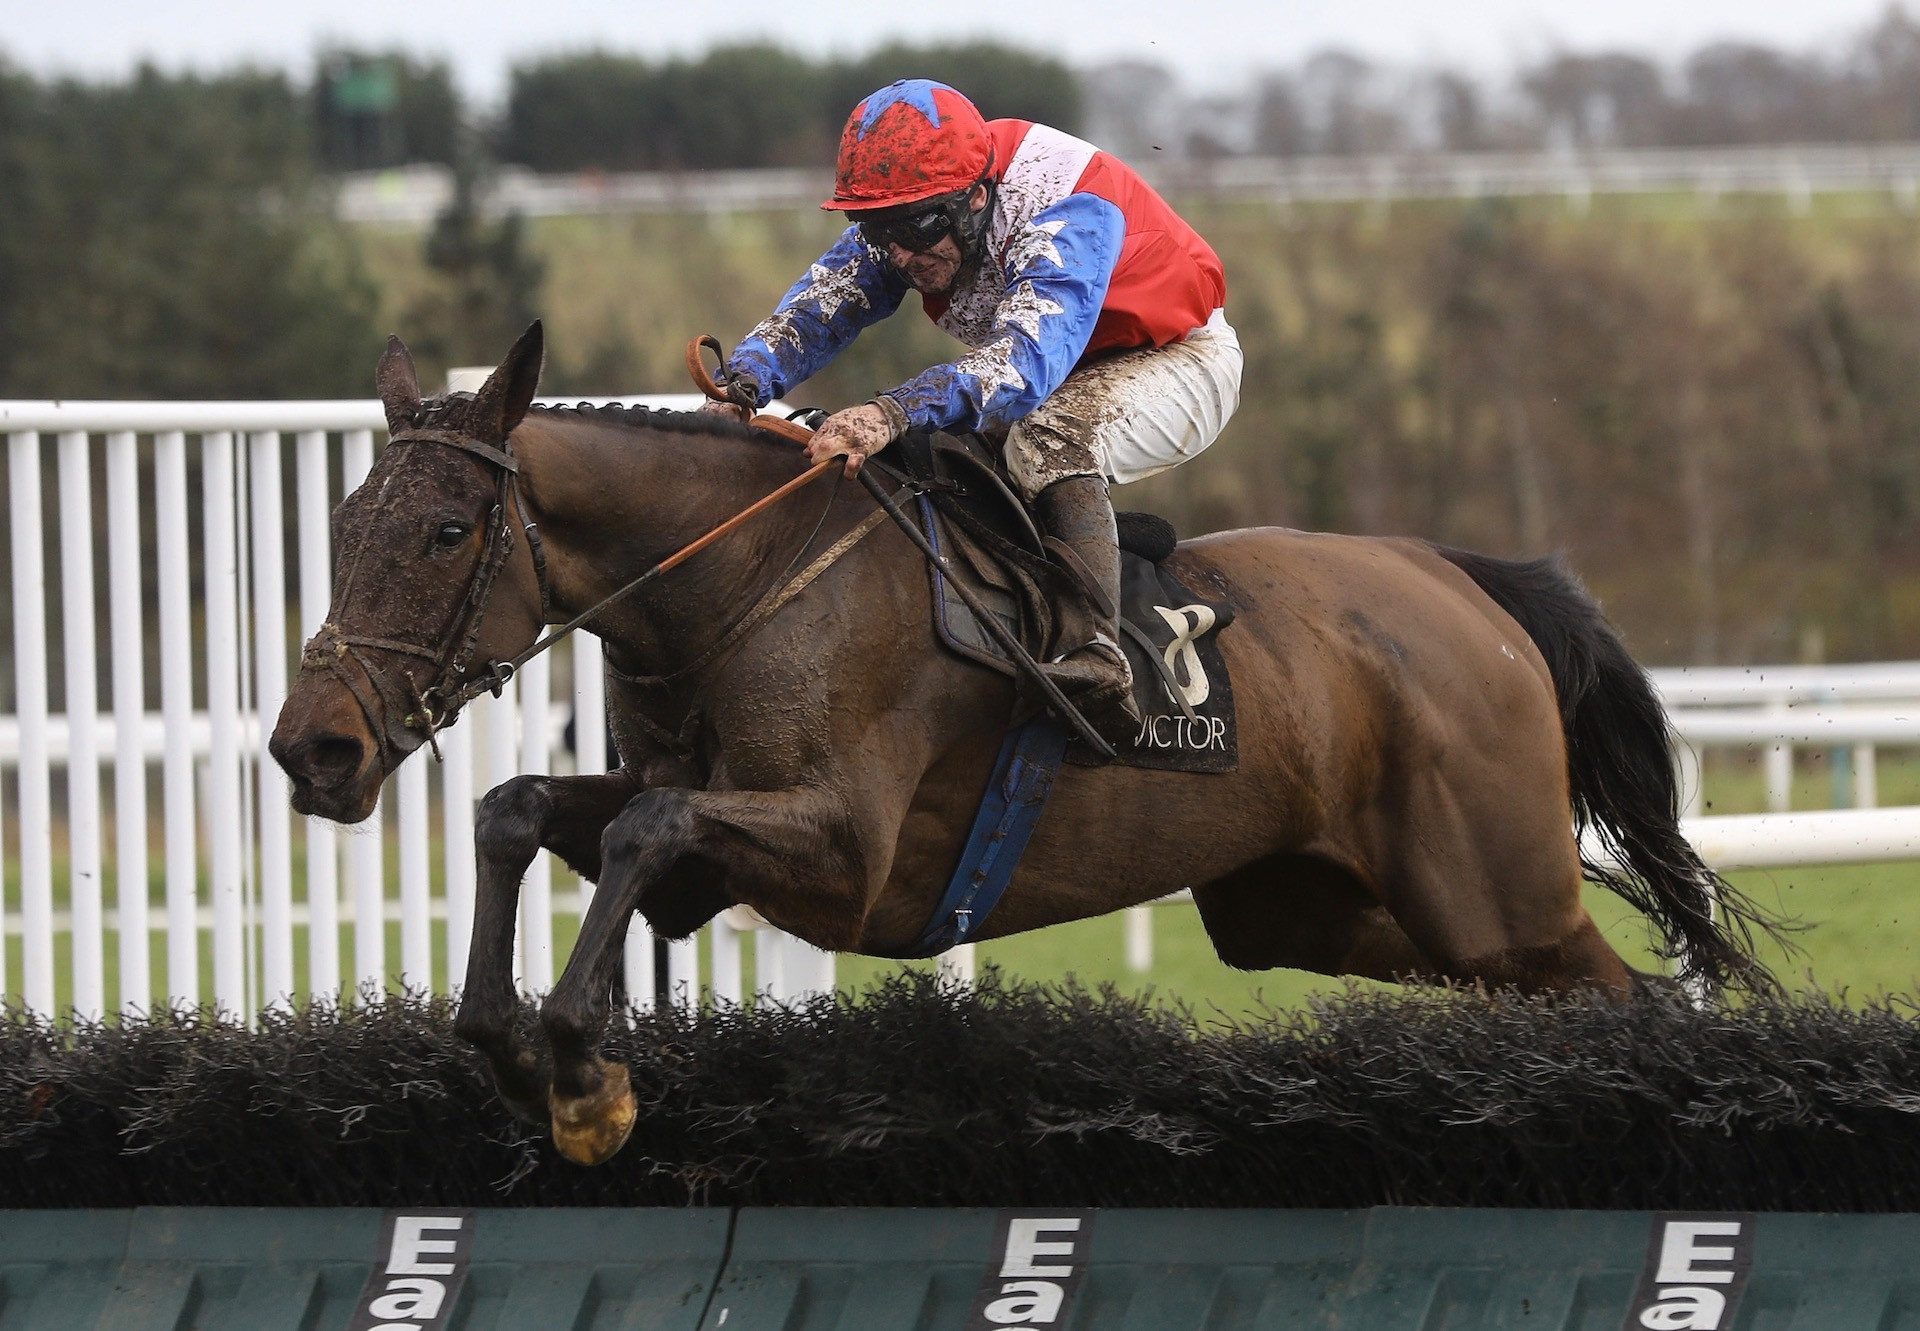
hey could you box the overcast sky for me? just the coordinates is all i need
[4,0,1905,104]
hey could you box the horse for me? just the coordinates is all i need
[270,323,1777,1166]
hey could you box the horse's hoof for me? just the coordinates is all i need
[548,1061,636,1166]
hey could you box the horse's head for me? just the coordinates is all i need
[270,322,548,823]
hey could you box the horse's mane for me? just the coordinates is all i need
[406,393,769,444]
[525,400,763,441]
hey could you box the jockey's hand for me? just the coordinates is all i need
[700,364,762,423]
[806,402,895,477]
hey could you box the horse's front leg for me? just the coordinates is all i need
[452,769,642,1124]
[540,785,877,1165]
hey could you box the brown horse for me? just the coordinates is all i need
[271,324,1774,1166]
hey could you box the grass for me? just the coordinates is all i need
[7,748,1920,1021]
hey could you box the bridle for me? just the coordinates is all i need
[299,425,551,764]
[299,401,859,766]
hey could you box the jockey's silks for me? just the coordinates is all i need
[729,121,1227,438]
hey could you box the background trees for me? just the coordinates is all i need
[0,62,378,398]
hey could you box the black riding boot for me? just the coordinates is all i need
[1034,475,1142,746]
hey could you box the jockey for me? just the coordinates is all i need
[708,78,1242,740]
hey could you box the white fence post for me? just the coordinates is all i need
[518,652,553,992]
[398,751,432,995]
[1764,700,1794,813]
[483,681,520,989]
[1855,744,1879,809]
[295,429,339,1004]
[155,431,198,1007]
[937,943,975,988]
[709,914,742,1006]
[203,432,247,1021]
[442,719,476,996]
[1125,906,1154,974]
[9,432,55,1016]
[251,431,296,1013]
[340,428,385,1000]
[57,431,105,1022]
[107,431,150,1016]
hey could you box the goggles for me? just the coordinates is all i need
[854,188,974,255]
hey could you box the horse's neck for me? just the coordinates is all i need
[515,412,816,671]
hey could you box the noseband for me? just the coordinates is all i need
[299,426,551,764]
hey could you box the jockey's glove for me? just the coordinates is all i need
[719,366,766,410]
[870,393,910,443]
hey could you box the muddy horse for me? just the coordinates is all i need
[270,324,1774,1165]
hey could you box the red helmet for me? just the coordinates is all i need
[824,80,993,212]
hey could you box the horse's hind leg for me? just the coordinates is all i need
[452,769,641,1124]
[1379,761,1634,998]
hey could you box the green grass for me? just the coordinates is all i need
[7,753,1920,1020]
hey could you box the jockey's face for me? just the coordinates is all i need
[881,183,989,296]
[887,234,965,294]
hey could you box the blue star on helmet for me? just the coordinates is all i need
[858,80,948,139]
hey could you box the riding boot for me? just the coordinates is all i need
[1033,475,1142,747]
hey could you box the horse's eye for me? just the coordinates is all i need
[436,522,470,548]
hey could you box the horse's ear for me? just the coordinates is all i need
[472,321,545,442]
[375,335,422,433]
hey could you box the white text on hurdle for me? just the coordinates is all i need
[350,1211,472,1331]
[1626,1217,1752,1330]
[967,1213,1092,1330]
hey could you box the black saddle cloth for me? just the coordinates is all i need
[870,430,1239,774]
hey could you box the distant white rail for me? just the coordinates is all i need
[1651,661,1920,708]
[1671,707,1920,746]
[334,143,1920,225]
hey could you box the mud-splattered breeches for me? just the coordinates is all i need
[1002,308,1243,503]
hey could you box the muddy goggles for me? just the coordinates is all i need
[853,185,979,255]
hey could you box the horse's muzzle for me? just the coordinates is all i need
[270,728,375,822]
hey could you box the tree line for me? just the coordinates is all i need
[262,42,1078,174]
[0,40,1074,399]
[1094,9,1920,158]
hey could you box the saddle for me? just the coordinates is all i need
[869,430,1240,773]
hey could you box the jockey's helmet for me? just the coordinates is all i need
[825,79,993,212]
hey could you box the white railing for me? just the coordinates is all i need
[0,396,832,1023]
[1651,660,1920,708]
[1652,661,1920,816]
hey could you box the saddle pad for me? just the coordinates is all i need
[921,501,1239,774]
[1066,554,1239,773]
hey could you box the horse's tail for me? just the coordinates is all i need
[1433,545,1783,995]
